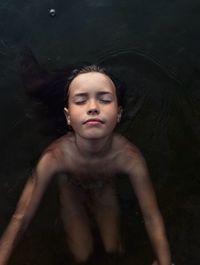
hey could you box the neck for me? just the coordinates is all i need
[74,134,113,158]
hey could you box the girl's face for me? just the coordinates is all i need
[64,72,122,140]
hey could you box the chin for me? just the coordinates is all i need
[81,131,110,140]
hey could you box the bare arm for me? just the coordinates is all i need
[0,152,60,265]
[122,149,171,265]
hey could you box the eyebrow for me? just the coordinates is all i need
[73,91,113,97]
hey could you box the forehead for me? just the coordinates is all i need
[68,72,116,95]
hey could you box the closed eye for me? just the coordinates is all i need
[74,99,86,105]
[73,95,87,104]
[99,98,112,104]
[98,95,113,104]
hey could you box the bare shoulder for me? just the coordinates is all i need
[114,134,147,174]
[42,132,75,157]
[113,133,142,157]
[35,133,74,175]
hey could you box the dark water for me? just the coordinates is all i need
[0,1,200,264]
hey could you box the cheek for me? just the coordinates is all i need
[104,105,118,119]
[68,106,82,118]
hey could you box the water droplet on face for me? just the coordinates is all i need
[49,8,56,17]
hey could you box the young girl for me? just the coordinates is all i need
[0,57,171,265]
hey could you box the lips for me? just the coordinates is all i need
[83,118,104,125]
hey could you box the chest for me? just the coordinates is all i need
[68,155,119,181]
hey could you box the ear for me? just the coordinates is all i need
[64,108,70,125]
[117,106,123,123]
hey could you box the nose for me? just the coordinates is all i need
[87,99,100,115]
[88,108,99,115]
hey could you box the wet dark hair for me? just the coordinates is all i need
[64,64,126,108]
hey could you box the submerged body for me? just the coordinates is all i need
[54,132,138,261]
[0,69,171,265]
